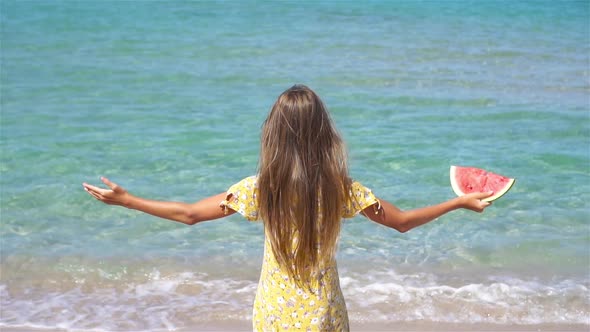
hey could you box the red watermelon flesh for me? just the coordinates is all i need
[450,166,515,202]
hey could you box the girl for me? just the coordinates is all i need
[83,85,492,331]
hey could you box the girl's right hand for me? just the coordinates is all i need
[83,177,131,207]
[458,191,494,213]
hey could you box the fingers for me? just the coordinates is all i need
[82,178,116,203]
[83,187,103,203]
[83,182,103,193]
[460,192,493,213]
[83,183,104,199]
[470,191,494,200]
[82,177,119,193]
[83,177,129,207]
[480,200,491,211]
[88,189,106,202]
[101,177,119,192]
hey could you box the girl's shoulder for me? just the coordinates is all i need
[350,180,374,197]
[228,175,258,191]
[222,175,259,221]
[344,180,379,218]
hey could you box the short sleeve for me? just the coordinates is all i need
[219,176,259,221]
[342,181,380,218]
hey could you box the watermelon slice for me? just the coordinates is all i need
[450,166,515,202]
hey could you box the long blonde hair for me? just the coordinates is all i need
[258,85,351,288]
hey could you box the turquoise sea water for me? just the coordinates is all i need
[1,1,589,330]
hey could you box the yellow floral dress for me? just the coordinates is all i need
[220,176,379,332]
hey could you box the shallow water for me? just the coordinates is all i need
[1,1,589,330]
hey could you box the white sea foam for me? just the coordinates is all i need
[342,270,590,325]
[1,269,588,331]
[1,271,257,331]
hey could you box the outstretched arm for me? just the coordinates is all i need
[363,192,493,233]
[82,177,234,225]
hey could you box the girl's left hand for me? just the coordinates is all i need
[83,177,131,207]
[459,191,494,213]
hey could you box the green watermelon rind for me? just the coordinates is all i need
[450,165,515,202]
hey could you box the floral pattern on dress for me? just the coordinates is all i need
[221,176,379,332]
